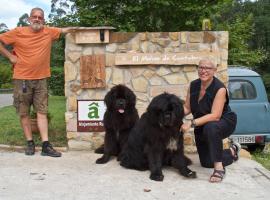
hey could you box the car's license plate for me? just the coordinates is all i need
[231,136,255,144]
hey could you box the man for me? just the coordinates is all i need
[0,7,72,157]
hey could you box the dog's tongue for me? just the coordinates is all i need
[118,109,125,113]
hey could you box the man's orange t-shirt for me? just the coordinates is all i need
[0,26,61,79]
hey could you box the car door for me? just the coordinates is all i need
[228,76,270,135]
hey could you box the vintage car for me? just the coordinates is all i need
[228,67,270,151]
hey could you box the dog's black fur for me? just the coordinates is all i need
[119,93,196,181]
[96,84,139,164]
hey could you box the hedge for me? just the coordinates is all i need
[48,67,64,96]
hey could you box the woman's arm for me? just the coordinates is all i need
[193,87,227,126]
[181,87,227,132]
[183,86,191,115]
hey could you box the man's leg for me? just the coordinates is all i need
[20,114,36,155]
[33,79,61,157]
[13,79,35,155]
[37,112,48,142]
[20,114,32,140]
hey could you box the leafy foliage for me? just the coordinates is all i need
[70,0,223,31]
[48,67,64,96]
[17,13,29,27]
[212,1,267,66]
[0,63,12,89]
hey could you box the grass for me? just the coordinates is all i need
[0,96,67,147]
[252,147,270,170]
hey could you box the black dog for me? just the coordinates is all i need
[96,84,139,164]
[119,93,196,181]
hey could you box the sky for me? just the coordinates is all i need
[0,0,51,29]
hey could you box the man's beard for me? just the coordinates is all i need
[30,22,44,32]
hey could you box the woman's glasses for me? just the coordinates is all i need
[198,66,215,72]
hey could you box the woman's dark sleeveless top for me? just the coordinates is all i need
[190,77,232,119]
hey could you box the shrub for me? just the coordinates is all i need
[48,67,64,96]
[0,62,12,89]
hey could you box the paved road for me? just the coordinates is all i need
[0,94,13,108]
[0,151,269,200]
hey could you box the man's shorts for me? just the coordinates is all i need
[13,79,48,116]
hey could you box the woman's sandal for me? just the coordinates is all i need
[209,168,226,183]
[231,142,241,161]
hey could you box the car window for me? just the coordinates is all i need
[228,80,257,100]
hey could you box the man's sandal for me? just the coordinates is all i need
[209,168,226,183]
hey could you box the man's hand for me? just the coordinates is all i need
[9,54,18,64]
[61,27,76,34]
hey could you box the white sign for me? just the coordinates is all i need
[77,100,106,132]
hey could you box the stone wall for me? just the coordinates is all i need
[64,30,229,151]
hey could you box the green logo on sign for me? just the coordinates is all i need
[88,102,99,119]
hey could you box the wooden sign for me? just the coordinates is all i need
[80,55,106,88]
[75,30,110,44]
[115,52,220,66]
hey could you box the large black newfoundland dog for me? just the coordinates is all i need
[119,93,196,181]
[96,84,139,164]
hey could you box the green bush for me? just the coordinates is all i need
[0,63,12,89]
[49,67,64,96]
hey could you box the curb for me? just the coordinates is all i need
[0,144,68,153]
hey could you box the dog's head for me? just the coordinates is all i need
[104,84,136,114]
[147,93,184,128]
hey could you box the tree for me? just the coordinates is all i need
[17,13,29,27]
[211,0,267,66]
[0,23,8,32]
[66,0,225,31]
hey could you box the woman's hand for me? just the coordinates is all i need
[181,122,191,133]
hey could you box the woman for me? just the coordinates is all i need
[181,59,240,183]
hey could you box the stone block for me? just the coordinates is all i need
[112,67,124,84]
[132,77,148,92]
[130,67,145,77]
[64,61,77,81]
[66,119,77,132]
[82,46,93,55]
[180,32,187,44]
[68,95,77,112]
[164,73,188,84]
[68,140,92,151]
[93,46,105,54]
[169,32,179,41]
[156,67,171,76]
[186,71,199,82]
[150,85,185,97]
[189,32,203,43]
[203,32,216,43]
[149,76,164,85]
[67,132,79,140]
[143,69,155,79]
[106,43,118,53]
[105,67,112,83]
[80,132,92,142]
[65,112,74,122]
[68,52,81,63]
[105,53,115,66]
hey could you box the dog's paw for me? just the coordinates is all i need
[186,171,197,178]
[96,155,110,164]
[150,173,164,182]
[94,145,104,154]
[180,168,197,178]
